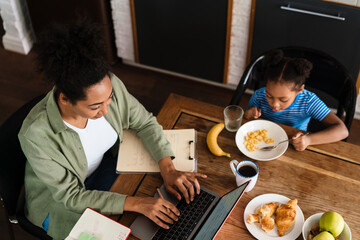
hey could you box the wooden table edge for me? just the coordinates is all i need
[157,93,360,165]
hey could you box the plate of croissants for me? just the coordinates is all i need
[244,194,304,239]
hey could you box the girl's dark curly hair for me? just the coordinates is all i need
[264,49,313,91]
[35,19,110,104]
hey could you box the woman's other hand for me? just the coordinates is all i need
[124,196,180,229]
[159,157,207,204]
[244,107,261,120]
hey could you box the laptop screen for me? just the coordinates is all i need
[193,181,249,240]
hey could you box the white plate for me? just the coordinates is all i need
[244,193,304,240]
[302,213,351,240]
[236,120,288,161]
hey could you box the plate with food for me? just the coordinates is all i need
[236,120,288,161]
[244,193,304,240]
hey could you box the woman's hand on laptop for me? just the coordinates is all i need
[124,196,179,229]
[159,156,207,204]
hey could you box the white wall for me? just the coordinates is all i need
[227,0,252,86]
[0,0,35,54]
[110,0,134,62]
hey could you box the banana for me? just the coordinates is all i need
[206,123,231,157]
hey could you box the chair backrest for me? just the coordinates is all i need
[0,95,45,217]
[230,46,356,132]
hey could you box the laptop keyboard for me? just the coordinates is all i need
[152,189,216,240]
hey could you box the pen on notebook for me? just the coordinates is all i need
[157,187,171,214]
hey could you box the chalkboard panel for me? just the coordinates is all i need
[133,0,228,83]
[250,0,360,82]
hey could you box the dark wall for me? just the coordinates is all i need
[251,0,360,82]
[26,0,117,64]
[133,0,229,83]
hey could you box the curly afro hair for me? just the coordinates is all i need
[35,19,110,104]
[264,49,313,91]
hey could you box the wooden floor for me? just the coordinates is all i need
[1,43,359,239]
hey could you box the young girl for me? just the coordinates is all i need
[244,50,349,151]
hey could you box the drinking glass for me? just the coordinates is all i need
[224,105,244,132]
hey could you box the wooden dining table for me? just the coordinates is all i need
[110,93,360,240]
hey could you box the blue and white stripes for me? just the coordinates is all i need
[248,88,330,131]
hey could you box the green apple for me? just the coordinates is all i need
[319,211,345,237]
[313,231,335,240]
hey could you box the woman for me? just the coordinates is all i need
[18,21,206,239]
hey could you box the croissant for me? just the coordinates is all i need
[275,198,298,236]
[256,202,279,218]
[247,214,260,224]
[260,217,275,232]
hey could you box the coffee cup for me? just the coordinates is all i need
[229,160,259,192]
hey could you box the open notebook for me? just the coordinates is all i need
[116,129,197,173]
[65,208,131,240]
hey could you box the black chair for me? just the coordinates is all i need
[230,46,356,133]
[0,94,52,240]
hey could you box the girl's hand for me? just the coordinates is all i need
[124,196,180,229]
[244,107,261,120]
[291,132,310,151]
[159,157,207,204]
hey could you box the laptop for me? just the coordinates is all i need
[130,181,249,240]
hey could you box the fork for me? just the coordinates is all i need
[260,132,310,151]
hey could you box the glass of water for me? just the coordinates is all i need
[224,105,244,132]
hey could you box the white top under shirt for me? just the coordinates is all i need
[64,117,118,177]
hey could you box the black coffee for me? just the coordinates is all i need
[238,165,257,177]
